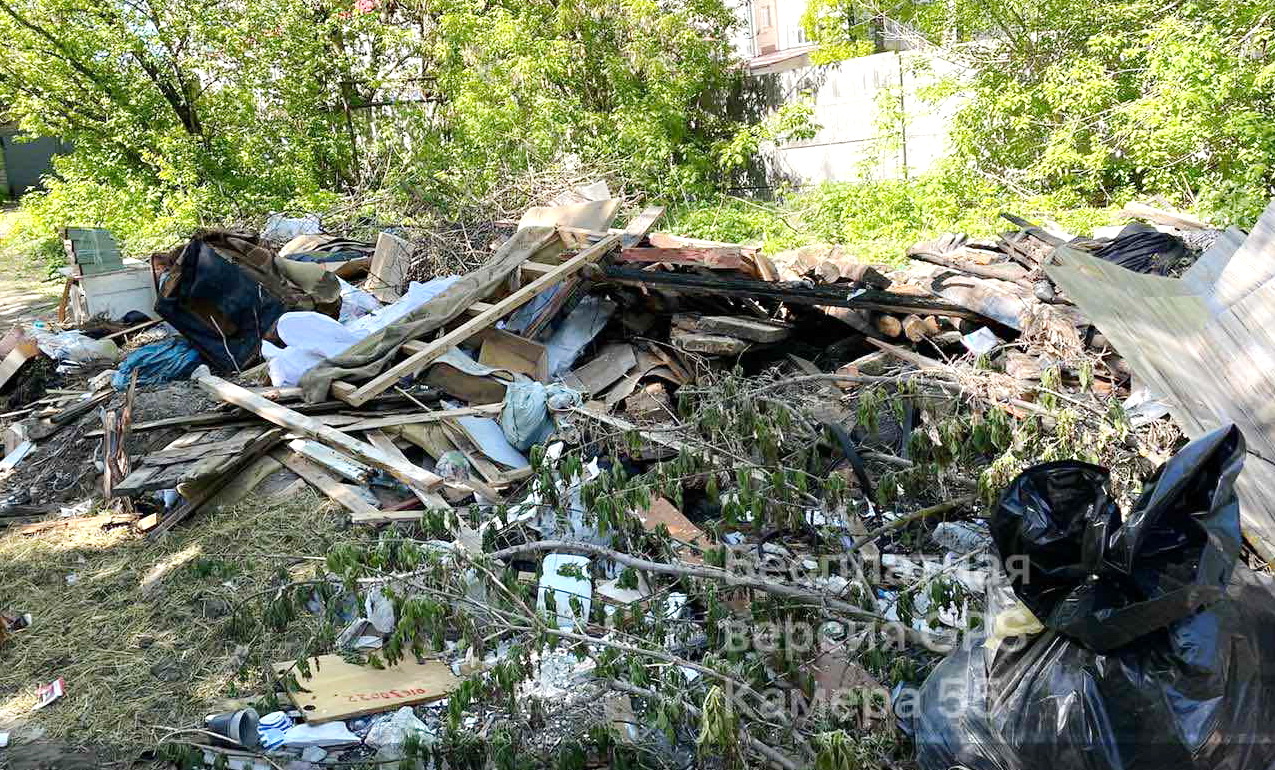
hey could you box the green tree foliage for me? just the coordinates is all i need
[803,0,1275,223]
[0,0,745,251]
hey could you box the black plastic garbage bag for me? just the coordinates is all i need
[1091,223,1189,275]
[912,425,1275,770]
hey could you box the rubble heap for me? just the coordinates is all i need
[3,191,1275,769]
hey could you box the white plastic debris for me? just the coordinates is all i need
[280,721,360,748]
[336,276,382,323]
[537,554,592,629]
[262,276,461,387]
[1123,380,1172,428]
[257,711,293,751]
[961,326,1001,356]
[262,213,321,242]
[0,731,9,748]
[31,330,120,367]
[365,706,434,760]
[365,588,396,635]
[663,592,689,621]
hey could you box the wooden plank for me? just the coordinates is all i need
[193,366,449,500]
[564,343,637,395]
[518,199,621,231]
[601,266,982,319]
[115,428,271,495]
[343,403,503,432]
[367,231,412,302]
[617,246,745,269]
[364,429,409,462]
[100,319,161,341]
[348,510,435,525]
[671,330,748,356]
[288,439,374,483]
[144,431,267,465]
[621,205,666,247]
[672,314,790,343]
[202,454,284,514]
[10,512,135,536]
[360,431,452,511]
[342,234,621,407]
[908,251,1030,286]
[274,450,382,517]
[147,429,284,537]
[634,496,710,550]
[276,654,459,724]
[646,232,758,254]
[1121,201,1208,230]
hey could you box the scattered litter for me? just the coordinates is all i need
[0,441,33,472]
[914,426,1275,770]
[262,213,322,243]
[32,678,65,710]
[112,337,202,390]
[300,745,327,762]
[5,187,1272,770]
[365,706,434,760]
[257,711,293,751]
[960,326,1000,355]
[205,708,260,750]
[365,587,396,635]
[280,720,360,748]
[931,521,990,553]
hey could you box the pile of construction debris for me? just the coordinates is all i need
[3,190,1275,770]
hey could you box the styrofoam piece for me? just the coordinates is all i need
[537,554,592,630]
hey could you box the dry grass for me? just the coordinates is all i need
[0,487,357,762]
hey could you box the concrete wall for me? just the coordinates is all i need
[741,50,964,190]
[0,125,69,198]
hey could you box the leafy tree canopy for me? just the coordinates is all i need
[0,0,745,249]
[804,0,1275,223]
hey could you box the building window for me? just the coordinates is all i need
[758,4,772,29]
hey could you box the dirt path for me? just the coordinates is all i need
[0,206,61,327]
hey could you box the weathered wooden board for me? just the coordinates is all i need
[114,427,274,496]
[367,231,413,302]
[276,654,459,723]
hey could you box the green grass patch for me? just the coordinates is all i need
[664,175,1122,266]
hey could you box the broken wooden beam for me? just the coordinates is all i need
[599,267,982,319]
[287,439,374,483]
[671,314,790,343]
[902,315,941,342]
[191,366,448,497]
[146,428,285,537]
[621,206,667,247]
[617,246,745,270]
[671,331,748,357]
